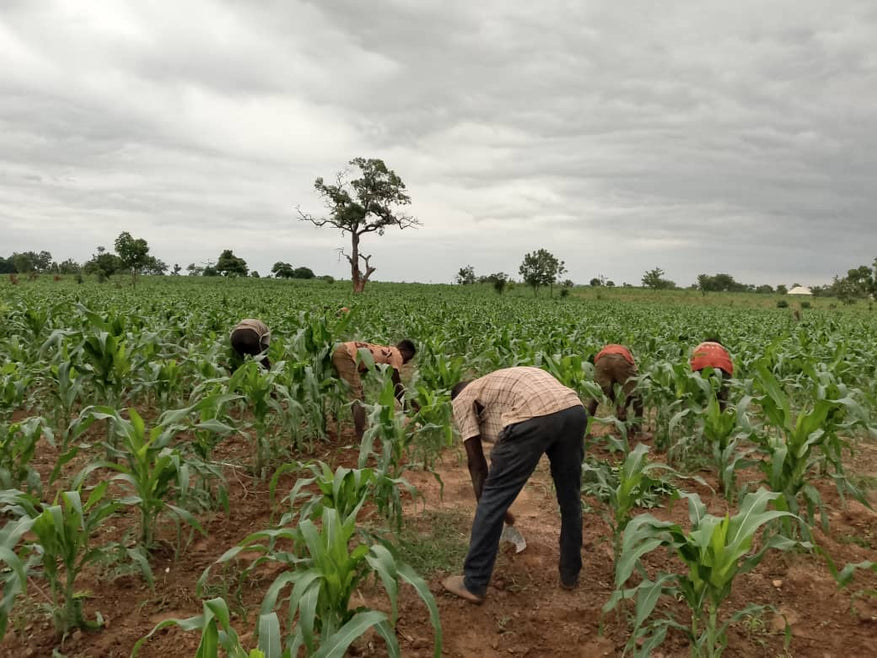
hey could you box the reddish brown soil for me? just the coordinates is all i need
[2,423,875,658]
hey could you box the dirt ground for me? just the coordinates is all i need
[2,423,875,658]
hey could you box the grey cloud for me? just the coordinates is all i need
[1,0,875,287]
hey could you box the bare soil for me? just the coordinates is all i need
[2,424,875,658]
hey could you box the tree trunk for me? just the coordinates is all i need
[350,233,363,293]
[349,232,376,293]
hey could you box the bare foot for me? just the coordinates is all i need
[442,575,485,604]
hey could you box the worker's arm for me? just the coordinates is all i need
[464,436,515,525]
[391,368,419,412]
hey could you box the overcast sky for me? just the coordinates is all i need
[1,1,875,287]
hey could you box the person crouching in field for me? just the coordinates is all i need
[588,344,645,437]
[690,338,733,410]
[442,367,588,604]
[331,340,417,440]
[230,318,271,370]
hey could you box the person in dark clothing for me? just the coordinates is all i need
[442,367,588,604]
[230,318,271,370]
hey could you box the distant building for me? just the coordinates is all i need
[788,286,812,296]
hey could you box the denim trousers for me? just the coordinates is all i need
[463,405,588,596]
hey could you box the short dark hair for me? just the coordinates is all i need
[451,380,472,400]
[396,339,416,362]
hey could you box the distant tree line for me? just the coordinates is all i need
[3,233,321,284]
[816,259,877,304]
[456,249,574,297]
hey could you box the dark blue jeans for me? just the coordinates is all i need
[463,405,588,596]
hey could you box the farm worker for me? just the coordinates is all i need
[588,344,645,435]
[690,338,734,410]
[443,367,588,603]
[230,318,271,370]
[331,340,417,440]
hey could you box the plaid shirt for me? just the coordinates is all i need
[452,367,583,443]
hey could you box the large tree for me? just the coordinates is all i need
[272,261,296,279]
[11,250,53,274]
[216,249,248,277]
[114,231,151,285]
[83,246,122,281]
[519,249,566,296]
[456,265,476,285]
[298,157,419,293]
[642,267,675,290]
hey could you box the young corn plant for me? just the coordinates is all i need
[699,395,757,501]
[201,506,442,657]
[72,407,215,551]
[358,373,420,530]
[133,597,270,658]
[44,360,83,448]
[407,381,455,471]
[8,484,152,635]
[581,443,680,566]
[0,362,35,420]
[0,514,38,641]
[752,365,872,536]
[605,488,802,658]
[270,461,378,526]
[228,361,285,478]
[0,416,49,495]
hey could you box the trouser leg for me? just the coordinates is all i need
[462,420,549,596]
[545,406,587,585]
[332,348,365,439]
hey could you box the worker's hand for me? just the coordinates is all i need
[504,510,516,526]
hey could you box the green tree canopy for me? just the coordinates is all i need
[216,250,248,277]
[298,157,420,293]
[83,246,122,281]
[114,231,151,284]
[642,267,675,290]
[272,261,296,279]
[456,265,476,285]
[519,249,566,296]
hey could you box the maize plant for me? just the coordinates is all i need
[0,362,35,420]
[271,461,378,526]
[0,416,49,495]
[406,381,455,471]
[5,484,152,634]
[581,443,680,566]
[0,513,38,640]
[605,488,802,657]
[72,407,217,551]
[201,506,442,658]
[752,364,872,535]
[228,361,286,478]
[133,597,269,658]
[44,360,83,448]
[357,373,420,530]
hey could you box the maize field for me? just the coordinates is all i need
[0,276,875,657]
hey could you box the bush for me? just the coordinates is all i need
[800,301,811,309]
[776,299,789,308]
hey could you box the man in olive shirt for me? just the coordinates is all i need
[443,367,588,603]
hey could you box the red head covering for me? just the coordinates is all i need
[690,342,733,375]
[595,344,635,366]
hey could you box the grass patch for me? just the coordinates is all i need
[397,508,470,576]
